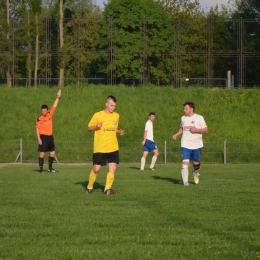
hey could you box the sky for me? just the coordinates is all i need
[95,0,231,11]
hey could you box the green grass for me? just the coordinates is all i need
[0,163,259,259]
[1,85,260,163]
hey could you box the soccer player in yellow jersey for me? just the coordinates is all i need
[86,95,124,195]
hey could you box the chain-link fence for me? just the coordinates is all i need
[1,139,259,164]
[1,18,260,87]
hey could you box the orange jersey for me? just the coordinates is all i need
[36,107,56,136]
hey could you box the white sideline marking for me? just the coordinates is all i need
[0,164,7,169]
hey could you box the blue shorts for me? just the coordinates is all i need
[181,147,201,162]
[143,139,158,152]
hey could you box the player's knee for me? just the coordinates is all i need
[193,162,201,173]
[155,150,159,156]
[182,164,188,169]
[182,160,189,169]
[143,151,149,158]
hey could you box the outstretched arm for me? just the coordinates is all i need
[53,89,61,108]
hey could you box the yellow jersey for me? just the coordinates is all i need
[88,110,120,153]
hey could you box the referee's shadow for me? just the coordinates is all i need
[75,181,104,192]
[152,175,181,185]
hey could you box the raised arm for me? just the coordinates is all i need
[53,89,61,108]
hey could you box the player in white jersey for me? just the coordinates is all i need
[172,102,208,186]
[140,112,159,170]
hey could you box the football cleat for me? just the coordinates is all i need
[48,168,58,173]
[86,188,93,194]
[193,173,200,184]
[104,189,116,195]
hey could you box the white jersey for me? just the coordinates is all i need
[144,120,154,141]
[180,113,207,149]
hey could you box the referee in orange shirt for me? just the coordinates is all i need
[36,89,61,173]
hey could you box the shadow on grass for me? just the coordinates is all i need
[129,166,140,170]
[152,175,181,185]
[32,169,56,173]
[75,181,104,191]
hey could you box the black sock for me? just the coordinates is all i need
[48,156,54,170]
[39,157,44,170]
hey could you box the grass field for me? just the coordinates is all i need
[1,86,260,163]
[0,163,259,259]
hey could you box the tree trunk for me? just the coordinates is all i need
[6,0,11,87]
[27,12,32,88]
[58,0,64,86]
[34,13,39,88]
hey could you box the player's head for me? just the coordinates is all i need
[183,102,195,116]
[149,112,156,121]
[105,95,117,113]
[41,104,49,116]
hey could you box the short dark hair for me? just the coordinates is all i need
[183,102,195,111]
[41,105,48,110]
[149,112,155,116]
[106,95,117,103]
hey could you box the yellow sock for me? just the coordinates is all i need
[104,172,115,191]
[87,170,97,189]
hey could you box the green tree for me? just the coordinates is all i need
[156,0,207,84]
[64,3,103,84]
[231,0,260,85]
[96,0,173,85]
[206,5,236,82]
[0,0,9,81]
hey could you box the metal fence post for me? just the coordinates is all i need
[15,139,22,163]
[224,140,226,164]
[164,140,166,164]
[20,138,22,163]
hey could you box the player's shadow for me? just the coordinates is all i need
[152,175,180,185]
[32,169,53,173]
[75,181,104,191]
[129,166,140,170]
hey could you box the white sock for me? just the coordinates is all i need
[140,157,146,170]
[181,169,189,184]
[150,156,157,169]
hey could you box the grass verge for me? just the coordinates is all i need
[0,163,259,259]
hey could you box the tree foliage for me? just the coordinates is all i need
[1,0,260,86]
[96,0,173,84]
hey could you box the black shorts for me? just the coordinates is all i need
[38,135,55,152]
[93,151,119,166]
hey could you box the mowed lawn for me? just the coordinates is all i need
[0,163,259,260]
